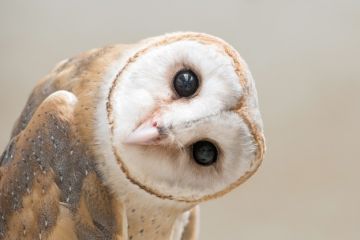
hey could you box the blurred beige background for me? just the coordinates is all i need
[1,0,359,239]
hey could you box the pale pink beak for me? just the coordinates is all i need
[124,119,162,145]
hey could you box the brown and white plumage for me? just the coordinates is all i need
[0,32,265,240]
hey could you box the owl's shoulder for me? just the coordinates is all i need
[11,44,128,138]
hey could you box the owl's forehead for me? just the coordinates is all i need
[139,40,232,66]
[130,38,239,79]
[121,36,245,106]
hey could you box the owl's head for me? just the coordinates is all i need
[97,32,265,204]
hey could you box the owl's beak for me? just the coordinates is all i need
[123,119,162,145]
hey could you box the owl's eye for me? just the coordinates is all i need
[192,140,218,166]
[173,69,199,97]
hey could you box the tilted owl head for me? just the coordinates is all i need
[96,32,265,204]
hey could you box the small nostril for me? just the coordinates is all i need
[152,121,158,127]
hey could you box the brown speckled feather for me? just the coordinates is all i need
[0,91,126,239]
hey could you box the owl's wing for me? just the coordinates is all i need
[0,91,127,240]
[181,207,199,240]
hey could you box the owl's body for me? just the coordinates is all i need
[0,33,265,240]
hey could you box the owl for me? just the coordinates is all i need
[0,32,265,240]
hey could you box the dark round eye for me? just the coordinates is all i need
[192,140,218,166]
[173,69,199,97]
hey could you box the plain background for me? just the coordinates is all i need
[0,1,359,239]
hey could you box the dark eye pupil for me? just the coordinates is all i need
[192,141,218,166]
[173,69,199,97]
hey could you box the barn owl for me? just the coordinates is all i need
[0,32,265,240]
